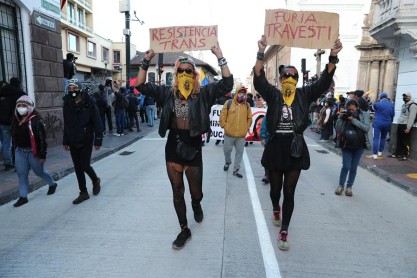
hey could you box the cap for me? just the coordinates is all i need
[380,92,388,99]
[354,90,364,97]
[236,86,248,94]
[402,92,412,98]
[67,80,82,90]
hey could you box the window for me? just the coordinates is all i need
[148,72,155,84]
[68,33,79,52]
[113,50,121,64]
[77,8,84,28]
[102,47,109,62]
[0,1,26,85]
[87,41,96,57]
[165,72,173,86]
[68,3,75,24]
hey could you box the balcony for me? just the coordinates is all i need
[369,0,417,57]
[61,11,93,38]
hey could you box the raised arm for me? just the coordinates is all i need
[211,42,231,78]
[136,49,156,86]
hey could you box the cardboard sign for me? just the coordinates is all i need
[264,9,339,49]
[150,25,218,53]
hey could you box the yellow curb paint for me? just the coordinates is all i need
[406,173,417,179]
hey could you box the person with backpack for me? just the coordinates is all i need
[220,86,253,178]
[334,99,370,197]
[390,92,417,160]
[0,77,26,171]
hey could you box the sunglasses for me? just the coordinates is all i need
[280,72,299,79]
[177,68,194,74]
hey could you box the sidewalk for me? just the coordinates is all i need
[304,128,417,196]
[1,123,417,206]
[0,123,156,206]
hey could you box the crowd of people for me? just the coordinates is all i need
[1,33,416,255]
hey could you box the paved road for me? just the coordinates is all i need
[1,130,416,278]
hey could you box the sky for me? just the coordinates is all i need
[93,0,287,82]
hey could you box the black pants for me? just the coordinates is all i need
[104,107,113,132]
[396,124,411,156]
[139,108,148,123]
[128,110,140,130]
[70,144,98,193]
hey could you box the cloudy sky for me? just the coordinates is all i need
[93,0,287,82]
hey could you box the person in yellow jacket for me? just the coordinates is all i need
[220,86,252,178]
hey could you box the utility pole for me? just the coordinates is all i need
[124,10,131,87]
[314,49,325,77]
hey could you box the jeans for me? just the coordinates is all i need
[372,122,390,154]
[115,109,125,134]
[146,105,156,126]
[339,148,364,187]
[223,135,246,172]
[69,144,98,193]
[15,147,55,197]
[0,124,13,166]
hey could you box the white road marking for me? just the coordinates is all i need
[243,149,281,278]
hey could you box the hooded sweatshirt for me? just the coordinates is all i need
[219,86,252,138]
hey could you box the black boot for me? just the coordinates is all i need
[92,178,101,196]
[13,197,28,207]
[72,192,90,204]
[192,204,204,223]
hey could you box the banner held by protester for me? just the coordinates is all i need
[264,9,339,49]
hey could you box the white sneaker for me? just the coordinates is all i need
[372,154,377,160]
[377,152,383,157]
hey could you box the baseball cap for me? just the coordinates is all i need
[380,92,388,99]
[402,92,412,98]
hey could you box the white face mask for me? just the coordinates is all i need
[17,107,28,115]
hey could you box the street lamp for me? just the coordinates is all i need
[119,0,144,87]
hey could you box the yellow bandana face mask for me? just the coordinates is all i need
[178,72,195,99]
[280,77,297,106]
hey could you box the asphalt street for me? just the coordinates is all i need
[1,129,416,278]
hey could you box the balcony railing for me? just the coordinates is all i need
[61,11,93,36]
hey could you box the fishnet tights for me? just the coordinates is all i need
[166,162,203,228]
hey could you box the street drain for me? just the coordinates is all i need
[316,149,329,154]
[119,151,135,156]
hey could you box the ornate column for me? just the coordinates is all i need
[369,61,380,96]
[383,59,397,99]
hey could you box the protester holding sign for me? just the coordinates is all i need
[136,42,233,250]
[253,34,342,251]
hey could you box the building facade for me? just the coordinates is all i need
[369,0,417,158]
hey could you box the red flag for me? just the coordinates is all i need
[61,0,66,9]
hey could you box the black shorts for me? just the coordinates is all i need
[261,133,310,171]
[165,129,202,167]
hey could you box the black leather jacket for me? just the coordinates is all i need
[253,65,335,136]
[137,75,233,138]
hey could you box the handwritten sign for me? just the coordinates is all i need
[264,9,339,49]
[209,105,267,141]
[150,25,218,53]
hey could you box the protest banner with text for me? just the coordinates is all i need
[150,25,218,53]
[264,9,339,49]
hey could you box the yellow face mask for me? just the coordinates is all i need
[280,77,297,106]
[178,72,195,99]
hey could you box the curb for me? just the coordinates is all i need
[0,135,144,206]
